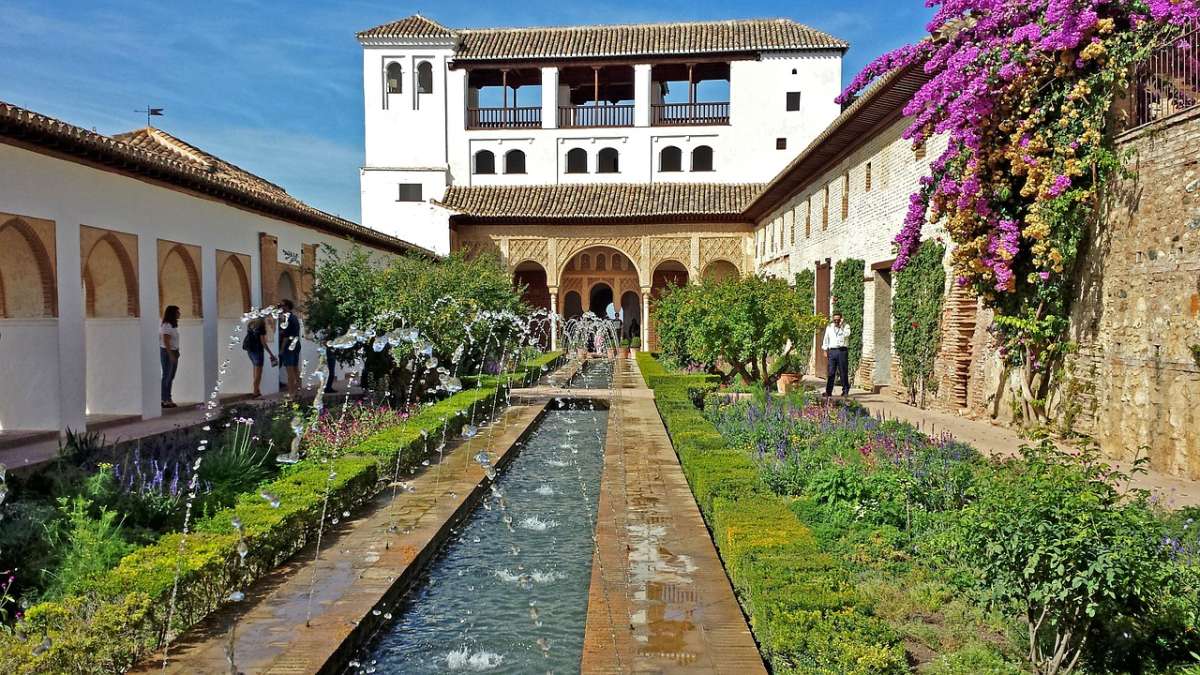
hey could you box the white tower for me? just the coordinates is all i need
[358,15,457,254]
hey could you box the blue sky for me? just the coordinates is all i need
[0,0,933,222]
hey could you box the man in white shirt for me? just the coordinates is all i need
[822,312,852,397]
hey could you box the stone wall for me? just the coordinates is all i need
[1063,107,1200,478]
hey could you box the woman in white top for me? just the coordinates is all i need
[160,305,181,408]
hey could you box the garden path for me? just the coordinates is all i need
[581,358,766,674]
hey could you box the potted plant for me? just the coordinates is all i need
[630,337,641,355]
[775,353,807,394]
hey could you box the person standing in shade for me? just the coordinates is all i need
[822,311,852,398]
[277,299,302,398]
[160,305,181,408]
[243,317,277,399]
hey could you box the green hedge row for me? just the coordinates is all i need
[634,351,719,391]
[1,353,561,675]
[644,358,908,674]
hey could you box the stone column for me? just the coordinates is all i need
[634,64,652,127]
[200,245,218,405]
[54,219,86,431]
[641,287,651,350]
[548,286,559,352]
[259,233,278,306]
[541,67,559,129]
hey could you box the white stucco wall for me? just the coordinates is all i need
[84,319,141,416]
[360,39,844,257]
[0,142,400,432]
[0,319,60,431]
[754,118,949,387]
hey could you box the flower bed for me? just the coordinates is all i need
[0,353,560,674]
[643,354,1199,674]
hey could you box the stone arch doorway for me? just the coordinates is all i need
[649,260,689,351]
[589,282,613,316]
[563,291,583,319]
[82,228,141,417]
[620,290,639,341]
[514,260,551,312]
[702,259,738,282]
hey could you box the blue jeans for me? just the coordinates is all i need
[160,347,179,402]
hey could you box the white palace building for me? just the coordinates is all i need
[357,15,847,254]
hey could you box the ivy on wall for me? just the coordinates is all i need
[831,258,865,377]
[892,240,946,407]
[793,269,817,374]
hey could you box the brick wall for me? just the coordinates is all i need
[1063,107,1200,477]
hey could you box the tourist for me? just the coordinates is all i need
[243,317,278,398]
[160,305,181,408]
[277,299,302,398]
[822,312,852,397]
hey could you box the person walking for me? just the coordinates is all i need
[243,317,277,398]
[277,299,302,398]
[822,311,852,398]
[160,305,181,408]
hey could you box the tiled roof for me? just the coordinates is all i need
[437,183,763,221]
[356,14,456,40]
[359,16,847,60]
[0,100,432,257]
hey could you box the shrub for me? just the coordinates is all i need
[39,496,136,600]
[653,275,825,388]
[933,441,1189,674]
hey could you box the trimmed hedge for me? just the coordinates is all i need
[634,351,719,391]
[1,353,560,675]
[642,356,907,674]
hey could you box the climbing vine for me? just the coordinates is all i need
[838,0,1199,423]
[793,269,818,373]
[893,240,947,407]
[831,258,866,377]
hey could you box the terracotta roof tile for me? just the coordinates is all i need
[358,16,847,59]
[0,100,432,256]
[438,183,762,221]
[356,14,456,40]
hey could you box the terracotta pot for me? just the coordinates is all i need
[618,347,629,358]
[777,373,800,394]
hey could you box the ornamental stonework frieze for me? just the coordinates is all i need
[506,238,549,270]
[699,237,744,272]
[648,237,690,270]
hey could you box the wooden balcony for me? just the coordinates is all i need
[467,106,542,129]
[651,102,730,126]
[558,104,634,128]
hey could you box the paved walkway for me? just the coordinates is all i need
[131,402,542,674]
[582,359,766,674]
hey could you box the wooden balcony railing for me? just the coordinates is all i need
[558,104,634,128]
[651,102,730,126]
[1130,23,1200,128]
[467,106,542,129]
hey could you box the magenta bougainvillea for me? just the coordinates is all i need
[839,0,1198,420]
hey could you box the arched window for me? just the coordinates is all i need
[474,150,496,175]
[565,148,588,174]
[386,62,403,94]
[417,61,433,94]
[504,149,526,174]
[597,147,619,174]
[659,146,682,172]
[692,145,714,172]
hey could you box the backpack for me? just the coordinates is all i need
[242,328,258,352]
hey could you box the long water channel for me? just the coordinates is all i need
[348,369,611,673]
